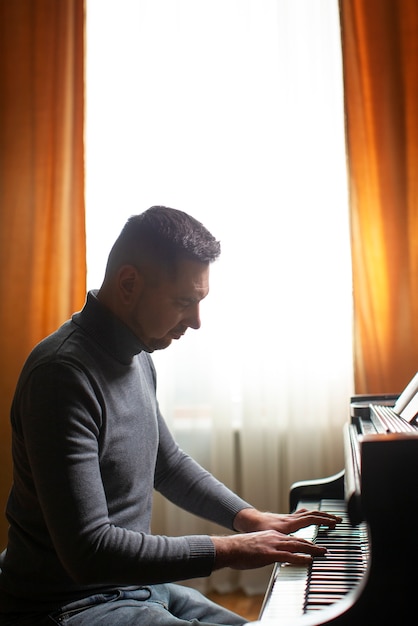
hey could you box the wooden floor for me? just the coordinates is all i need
[206,590,264,622]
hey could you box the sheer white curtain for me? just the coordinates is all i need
[85,0,353,594]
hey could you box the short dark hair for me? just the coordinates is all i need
[104,206,221,278]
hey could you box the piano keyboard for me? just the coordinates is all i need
[260,499,369,621]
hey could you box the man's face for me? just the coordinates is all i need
[127,258,210,351]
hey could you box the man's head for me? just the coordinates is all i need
[97,206,221,351]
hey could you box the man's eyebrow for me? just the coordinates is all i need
[177,296,198,304]
[176,295,205,305]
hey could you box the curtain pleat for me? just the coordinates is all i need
[0,0,86,546]
[340,0,418,393]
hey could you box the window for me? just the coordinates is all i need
[85,0,352,594]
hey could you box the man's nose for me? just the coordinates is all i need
[186,303,201,330]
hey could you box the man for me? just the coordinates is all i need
[0,207,340,625]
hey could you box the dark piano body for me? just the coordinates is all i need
[251,392,418,625]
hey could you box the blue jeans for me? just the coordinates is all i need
[20,584,247,626]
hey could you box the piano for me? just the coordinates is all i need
[250,386,418,625]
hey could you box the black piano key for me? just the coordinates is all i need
[310,573,362,580]
[308,585,355,593]
[306,594,347,604]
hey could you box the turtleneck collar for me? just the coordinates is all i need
[72,290,150,364]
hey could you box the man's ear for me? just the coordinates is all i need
[118,265,144,305]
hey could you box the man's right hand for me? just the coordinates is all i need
[211,530,326,570]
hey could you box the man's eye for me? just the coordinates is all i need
[176,300,191,309]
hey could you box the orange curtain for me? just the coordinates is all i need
[340,0,418,394]
[0,0,86,545]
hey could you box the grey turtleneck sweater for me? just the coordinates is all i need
[0,291,251,612]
